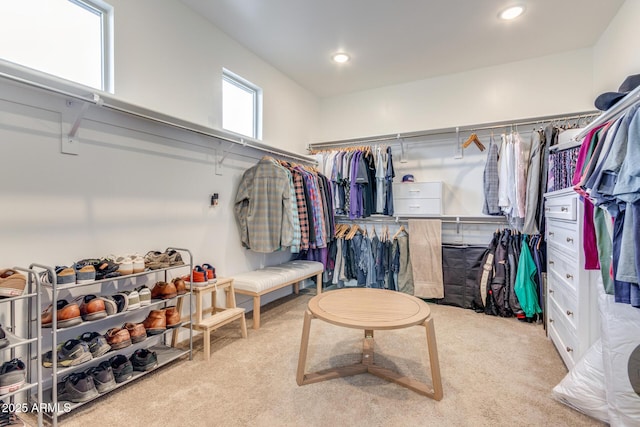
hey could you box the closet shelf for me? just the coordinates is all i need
[0,61,316,166]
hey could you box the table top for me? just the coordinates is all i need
[307,288,431,330]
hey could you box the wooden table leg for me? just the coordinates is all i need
[296,309,313,385]
[424,316,443,401]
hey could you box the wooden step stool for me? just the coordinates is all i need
[172,277,247,360]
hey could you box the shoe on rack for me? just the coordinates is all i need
[79,332,112,358]
[98,295,118,316]
[165,249,185,266]
[74,294,107,321]
[105,327,131,350]
[109,355,133,383]
[0,399,25,426]
[151,281,177,300]
[41,299,82,328]
[130,254,146,274]
[201,263,217,284]
[123,322,147,344]
[0,269,26,298]
[122,290,140,311]
[144,251,170,270]
[171,277,187,296]
[0,359,26,395]
[165,306,182,329]
[110,293,129,313]
[57,339,93,367]
[135,285,151,306]
[129,349,158,372]
[94,259,121,281]
[57,372,99,403]
[85,361,116,394]
[110,255,133,276]
[40,266,76,287]
[142,309,166,335]
[73,263,96,284]
[0,325,9,349]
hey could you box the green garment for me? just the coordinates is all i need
[514,236,542,318]
[594,206,614,294]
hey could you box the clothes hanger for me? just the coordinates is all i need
[346,224,361,240]
[462,133,486,151]
[392,224,406,240]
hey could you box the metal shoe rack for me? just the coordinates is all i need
[30,247,193,426]
[0,267,42,427]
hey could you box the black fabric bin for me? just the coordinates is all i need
[439,244,487,311]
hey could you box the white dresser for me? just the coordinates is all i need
[544,188,600,369]
[392,182,442,215]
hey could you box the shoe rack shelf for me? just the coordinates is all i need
[0,267,43,427]
[30,247,193,426]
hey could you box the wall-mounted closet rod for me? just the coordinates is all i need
[334,215,508,225]
[308,110,598,150]
[0,65,317,165]
[574,84,640,142]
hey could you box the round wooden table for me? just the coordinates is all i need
[296,288,443,400]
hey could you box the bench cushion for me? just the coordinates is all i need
[233,260,323,294]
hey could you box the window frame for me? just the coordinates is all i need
[222,68,263,140]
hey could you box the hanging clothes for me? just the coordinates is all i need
[408,219,444,299]
[391,229,413,295]
[482,135,501,216]
[514,235,542,318]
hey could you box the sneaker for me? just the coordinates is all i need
[165,250,184,266]
[57,372,99,403]
[110,293,129,313]
[123,322,147,344]
[201,264,217,283]
[40,266,75,287]
[85,361,116,394]
[129,349,158,372]
[41,299,82,328]
[93,259,121,281]
[130,254,145,274]
[135,285,151,306]
[109,355,133,383]
[79,332,111,358]
[0,359,26,395]
[144,251,170,270]
[57,339,93,367]
[74,294,107,321]
[0,269,26,298]
[98,295,118,316]
[73,263,96,284]
[0,325,9,349]
[105,327,131,350]
[0,399,24,426]
[122,290,140,311]
[185,268,207,287]
[110,255,133,276]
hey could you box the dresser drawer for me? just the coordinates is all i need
[545,194,577,221]
[394,198,442,215]
[547,272,578,331]
[393,182,442,199]
[547,220,579,256]
[547,246,579,296]
[548,304,578,369]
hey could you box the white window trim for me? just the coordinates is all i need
[73,0,114,92]
[222,68,262,140]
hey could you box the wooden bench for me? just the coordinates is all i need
[172,277,247,361]
[232,260,324,330]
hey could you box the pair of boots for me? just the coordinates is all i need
[142,306,181,335]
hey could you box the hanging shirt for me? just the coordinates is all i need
[482,137,500,215]
[375,147,386,213]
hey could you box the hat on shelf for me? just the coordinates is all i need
[402,174,415,183]
[594,74,640,111]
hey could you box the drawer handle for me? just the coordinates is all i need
[545,207,550,212]
[561,207,568,212]
[566,346,574,353]
[409,190,421,193]
[549,318,554,323]
[549,261,555,265]
[409,205,420,208]
[566,273,573,280]
[549,289,554,294]
[566,310,573,316]
[566,237,574,243]
[549,232,555,236]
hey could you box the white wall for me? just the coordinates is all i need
[111,0,318,153]
[592,0,640,95]
[315,49,595,142]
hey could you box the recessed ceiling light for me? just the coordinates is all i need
[332,53,350,63]
[499,5,525,20]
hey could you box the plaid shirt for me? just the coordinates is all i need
[292,171,310,251]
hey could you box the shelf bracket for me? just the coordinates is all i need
[216,141,236,175]
[61,94,102,155]
[454,127,463,159]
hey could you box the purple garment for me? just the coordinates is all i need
[349,151,362,219]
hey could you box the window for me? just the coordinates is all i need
[0,0,113,92]
[222,69,262,139]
